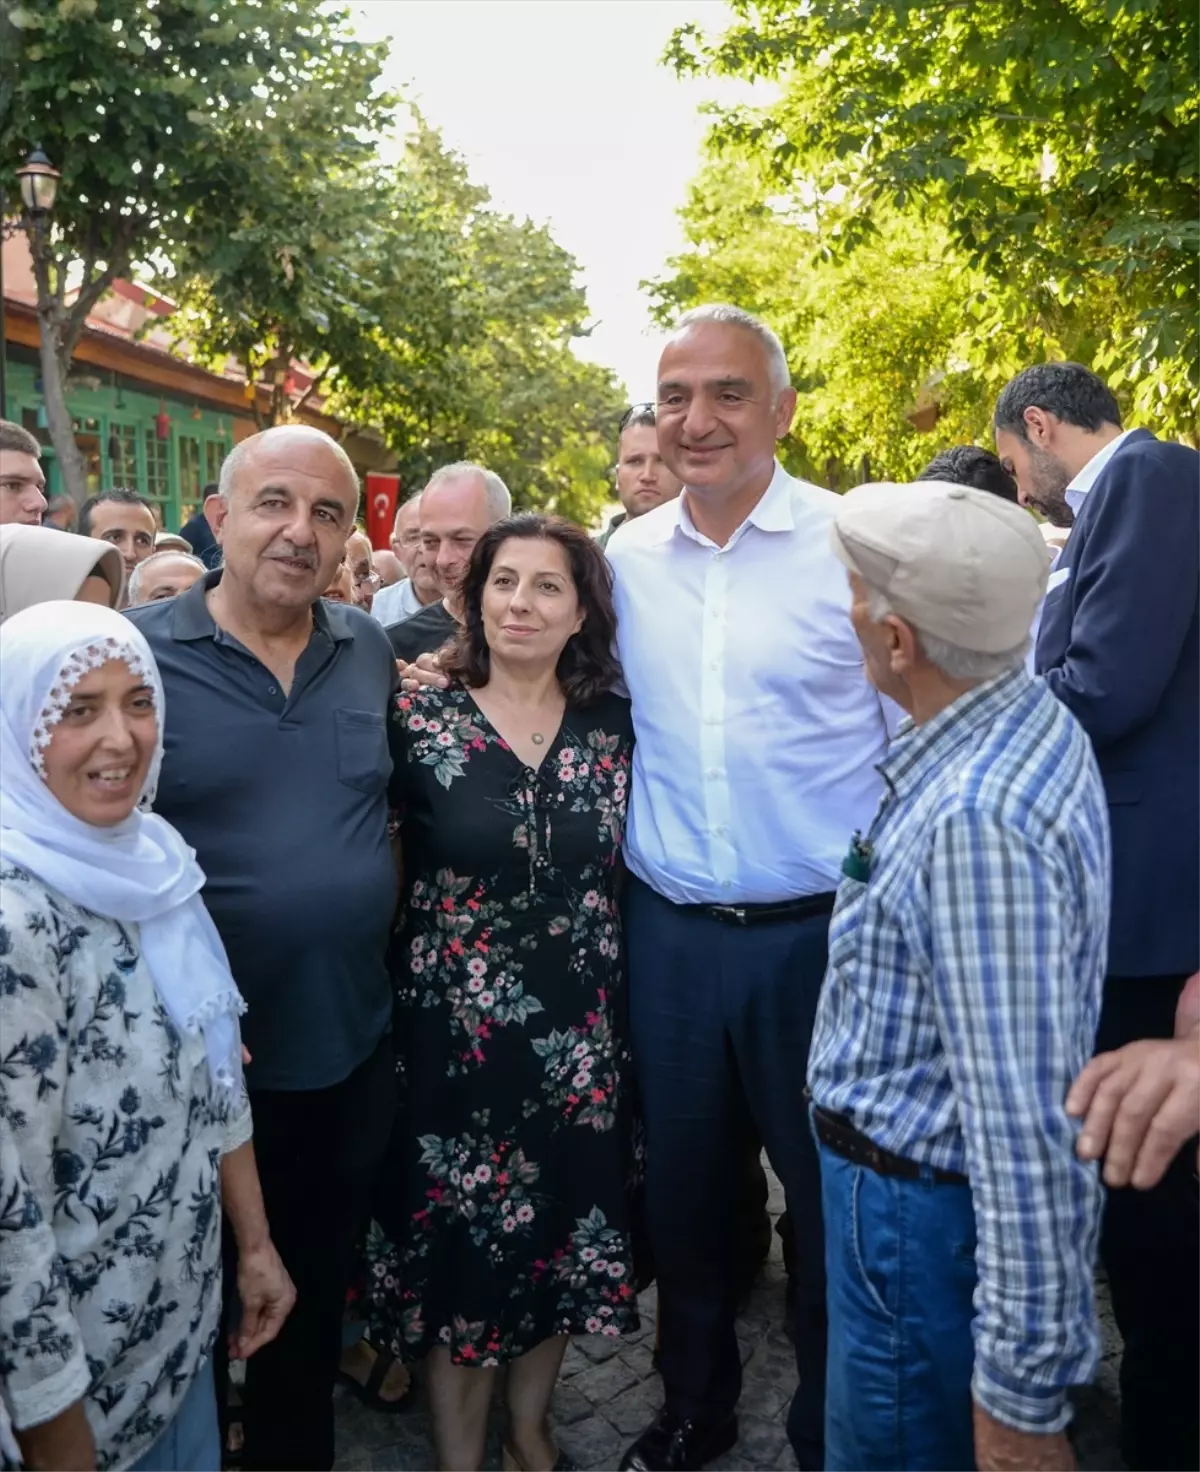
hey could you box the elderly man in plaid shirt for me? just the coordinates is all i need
[808,480,1111,1472]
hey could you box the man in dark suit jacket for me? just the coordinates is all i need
[995,361,1199,1472]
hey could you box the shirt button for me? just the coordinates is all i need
[268,685,278,695]
[720,880,732,889]
[706,768,721,779]
[709,659,719,671]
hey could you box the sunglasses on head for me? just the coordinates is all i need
[619,402,656,431]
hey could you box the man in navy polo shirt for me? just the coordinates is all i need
[128,425,401,1471]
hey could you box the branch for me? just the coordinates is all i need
[292,363,329,415]
[60,255,126,367]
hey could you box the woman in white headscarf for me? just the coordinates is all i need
[0,523,124,622]
[0,602,294,1472]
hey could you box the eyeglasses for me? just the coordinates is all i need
[619,402,656,431]
[353,570,381,590]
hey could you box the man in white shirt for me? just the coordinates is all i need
[609,306,891,1472]
[372,491,437,625]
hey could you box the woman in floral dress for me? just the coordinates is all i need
[367,515,640,1472]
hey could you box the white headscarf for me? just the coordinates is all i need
[0,601,245,1094]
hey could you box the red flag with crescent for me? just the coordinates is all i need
[365,473,401,550]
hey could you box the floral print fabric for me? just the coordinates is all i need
[0,865,249,1470]
[366,686,641,1365]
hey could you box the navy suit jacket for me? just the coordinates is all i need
[1036,428,1199,978]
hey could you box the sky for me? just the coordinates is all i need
[350,0,758,400]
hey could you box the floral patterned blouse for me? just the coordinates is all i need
[0,864,250,1470]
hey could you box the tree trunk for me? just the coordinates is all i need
[26,218,88,507]
[37,325,87,507]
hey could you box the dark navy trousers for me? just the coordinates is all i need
[624,876,830,1470]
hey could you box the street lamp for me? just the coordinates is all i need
[1,147,61,419]
[16,148,60,216]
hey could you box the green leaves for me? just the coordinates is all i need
[1,1,620,520]
[652,0,1197,472]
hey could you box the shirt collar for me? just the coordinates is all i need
[650,459,795,548]
[1064,428,1134,516]
[879,668,1031,801]
[169,568,352,644]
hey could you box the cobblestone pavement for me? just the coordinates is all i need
[334,1170,1125,1471]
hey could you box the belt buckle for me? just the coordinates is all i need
[709,904,747,925]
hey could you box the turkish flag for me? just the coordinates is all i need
[364,473,401,550]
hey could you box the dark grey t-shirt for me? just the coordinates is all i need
[127,574,401,1091]
[387,599,458,663]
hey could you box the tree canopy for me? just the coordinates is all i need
[654,0,1197,481]
[0,1,624,521]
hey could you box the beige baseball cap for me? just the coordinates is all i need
[830,480,1051,653]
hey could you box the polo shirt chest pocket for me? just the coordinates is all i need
[334,709,390,794]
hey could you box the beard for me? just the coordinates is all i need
[1023,444,1075,527]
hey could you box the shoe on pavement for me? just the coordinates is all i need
[618,1409,738,1471]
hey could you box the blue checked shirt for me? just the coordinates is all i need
[809,669,1111,1434]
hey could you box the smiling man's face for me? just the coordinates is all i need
[656,320,795,502]
[211,434,358,612]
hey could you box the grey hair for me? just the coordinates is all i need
[127,549,206,605]
[393,489,422,530]
[217,425,359,503]
[864,585,1028,682]
[674,304,791,395]
[424,461,512,521]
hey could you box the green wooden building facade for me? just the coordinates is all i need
[5,344,233,531]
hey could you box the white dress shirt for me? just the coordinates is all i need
[372,576,422,626]
[1064,428,1134,518]
[607,461,891,905]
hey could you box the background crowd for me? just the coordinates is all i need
[0,305,1196,1472]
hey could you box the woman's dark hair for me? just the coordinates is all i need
[441,513,621,705]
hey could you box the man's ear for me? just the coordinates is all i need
[1022,405,1056,448]
[205,493,228,544]
[886,614,920,677]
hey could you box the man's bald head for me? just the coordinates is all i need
[208,425,362,618]
[218,425,359,505]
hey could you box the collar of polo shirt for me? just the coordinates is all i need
[167,568,356,645]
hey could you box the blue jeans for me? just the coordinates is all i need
[129,1360,220,1472]
[818,1134,978,1471]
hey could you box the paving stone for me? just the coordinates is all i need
[617,1341,656,1381]
[575,1332,625,1363]
[599,1381,664,1436]
[556,1414,624,1471]
[571,1354,639,1407]
[740,1372,790,1421]
[551,1383,595,1427]
[558,1341,590,1379]
[333,1159,1123,1470]
[741,1412,791,1465]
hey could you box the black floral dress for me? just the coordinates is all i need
[365,684,641,1367]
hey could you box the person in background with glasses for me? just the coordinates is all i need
[598,404,682,549]
[346,526,381,615]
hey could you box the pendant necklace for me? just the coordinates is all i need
[531,732,545,746]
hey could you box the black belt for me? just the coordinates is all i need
[813,1106,968,1187]
[683,891,837,927]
